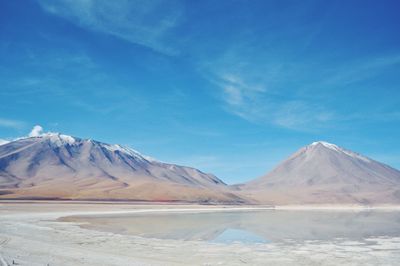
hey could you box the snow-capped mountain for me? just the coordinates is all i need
[0,133,244,203]
[241,141,400,205]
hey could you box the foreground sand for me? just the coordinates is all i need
[0,201,400,266]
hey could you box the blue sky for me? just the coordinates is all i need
[1,0,400,184]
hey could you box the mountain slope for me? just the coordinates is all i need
[241,141,400,205]
[0,133,244,203]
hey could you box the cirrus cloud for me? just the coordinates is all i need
[36,0,183,55]
[0,118,26,129]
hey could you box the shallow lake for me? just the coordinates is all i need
[63,210,400,244]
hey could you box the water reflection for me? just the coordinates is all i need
[64,210,400,243]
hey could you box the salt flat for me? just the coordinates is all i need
[0,202,400,266]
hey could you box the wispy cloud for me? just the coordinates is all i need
[36,0,183,55]
[0,118,26,129]
[272,101,335,129]
[201,49,400,131]
[1,49,148,116]
[179,1,400,132]
[319,54,400,87]
[0,53,96,97]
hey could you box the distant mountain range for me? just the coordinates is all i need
[1,134,399,205]
[0,133,244,203]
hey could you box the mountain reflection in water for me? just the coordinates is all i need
[63,210,400,244]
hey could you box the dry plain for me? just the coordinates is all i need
[1,201,400,266]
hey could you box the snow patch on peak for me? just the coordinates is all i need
[18,128,158,162]
[310,141,351,155]
[0,139,10,146]
[103,144,140,157]
[102,143,157,162]
[23,125,76,146]
[310,141,338,149]
[15,131,77,146]
[38,132,77,146]
[309,141,371,163]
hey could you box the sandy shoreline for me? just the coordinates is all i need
[3,199,400,208]
[1,202,400,265]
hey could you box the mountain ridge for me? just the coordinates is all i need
[0,132,244,203]
[1,131,400,205]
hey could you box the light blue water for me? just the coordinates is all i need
[212,228,269,244]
